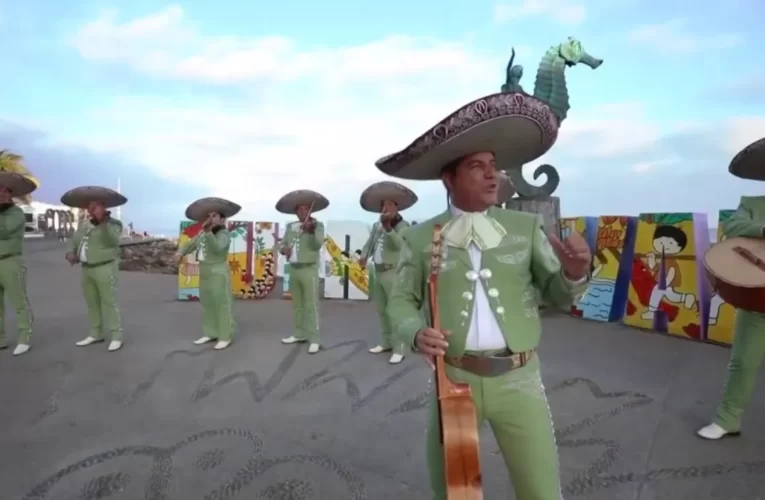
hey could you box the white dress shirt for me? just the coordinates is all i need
[288,222,299,263]
[372,227,385,264]
[78,236,89,263]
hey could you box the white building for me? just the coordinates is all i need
[20,201,79,237]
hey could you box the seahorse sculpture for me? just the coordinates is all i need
[533,37,603,123]
[500,48,525,94]
[505,164,560,200]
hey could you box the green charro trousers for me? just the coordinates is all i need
[289,263,320,343]
[0,255,33,346]
[199,262,236,341]
[714,310,765,431]
[427,355,562,500]
[81,261,123,341]
[371,267,407,355]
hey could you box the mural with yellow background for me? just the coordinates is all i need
[560,217,598,316]
[706,209,736,345]
[623,213,711,340]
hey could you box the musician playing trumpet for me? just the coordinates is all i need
[379,101,592,497]
[176,197,240,351]
[276,190,329,354]
[358,181,417,364]
[698,138,765,440]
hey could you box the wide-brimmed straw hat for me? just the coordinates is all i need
[0,172,38,198]
[185,197,241,222]
[60,186,127,209]
[359,181,418,213]
[375,93,559,180]
[498,172,516,203]
[275,190,329,215]
[729,137,765,182]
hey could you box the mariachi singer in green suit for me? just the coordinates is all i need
[698,137,765,440]
[176,197,240,351]
[0,172,38,356]
[358,181,417,365]
[63,186,127,352]
[377,95,593,499]
[277,189,328,354]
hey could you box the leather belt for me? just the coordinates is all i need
[445,349,534,377]
[0,253,20,260]
[82,259,115,269]
[374,263,395,272]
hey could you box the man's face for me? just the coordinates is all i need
[87,201,107,220]
[208,212,223,226]
[295,204,310,220]
[381,200,398,217]
[442,151,499,209]
[653,236,680,254]
[0,186,11,204]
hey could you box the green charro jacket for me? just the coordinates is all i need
[724,196,765,239]
[0,205,27,256]
[69,217,123,264]
[388,206,590,356]
[178,227,231,265]
[278,220,325,265]
[360,219,410,265]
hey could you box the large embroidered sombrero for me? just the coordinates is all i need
[275,190,329,215]
[376,93,559,180]
[0,172,38,198]
[185,197,241,222]
[60,186,127,209]
[359,181,418,213]
[729,137,765,181]
[498,172,516,203]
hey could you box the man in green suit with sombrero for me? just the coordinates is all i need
[379,95,593,499]
[698,137,765,441]
[358,180,417,365]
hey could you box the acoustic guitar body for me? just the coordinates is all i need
[704,237,765,314]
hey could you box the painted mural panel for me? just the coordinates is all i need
[579,216,637,322]
[624,213,711,340]
[323,220,370,300]
[707,209,736,345]
[560,217,599,317]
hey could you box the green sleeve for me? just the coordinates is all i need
[386,220,409,250]
[530,214,589,310]
[360,223,377,257]
[204,229,230,253]
[99,219,123,247]
[178,233,201,256]
[723,202,764,238]
[388,233,427,348]
[310,221,325,250]
[69,226,85,253]
[278,225,293,252]
[1,207,27,237]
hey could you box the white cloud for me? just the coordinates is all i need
[627,19,743,54]
[632,158,679,173]
[493,0,587,25]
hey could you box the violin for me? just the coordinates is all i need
[301,216,317,232]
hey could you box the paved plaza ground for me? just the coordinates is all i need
[2,240,765,499]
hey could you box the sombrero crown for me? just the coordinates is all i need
[359,181,418,213]
[0,150,40,203]
[729,137,765,182]
[185,197,241,222]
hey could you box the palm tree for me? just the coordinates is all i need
[0,149,40,204]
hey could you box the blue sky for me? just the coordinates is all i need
[1,0,764,233]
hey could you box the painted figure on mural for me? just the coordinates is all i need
[698,137,765,440]
[358,181,418,365]
[640,225,697,320]
[0,172,37,356]
[276,190,329,354]
[377,93,592,498]
[176,197,240,350]
[62,186,127,352]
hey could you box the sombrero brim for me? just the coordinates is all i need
[185,197,241,222]
[359,181,418,213]
[275,190,330,214]
[60,186,127,209]
[375,93,559,180]
[729,137,765,181]
[498,172,516,203]
[0,172,38,197]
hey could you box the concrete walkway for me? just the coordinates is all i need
[1,242,764,499]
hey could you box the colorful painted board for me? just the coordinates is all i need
[579,216,637,322]
[707,209,736,345]
[560,217,599,317]
[177,221,280,300]
[623,213,711,340]
[323,220,370,300]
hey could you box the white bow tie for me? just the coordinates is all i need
[442,212,506,250]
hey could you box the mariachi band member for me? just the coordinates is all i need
[698,137,765,440]
[0,170,38,356]
[176,197,240,350]
[63,186,127,352]
[276,190,329,354]
[358,181,417,364]
[379,99,592,498]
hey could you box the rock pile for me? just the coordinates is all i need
[119,239,179,275]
